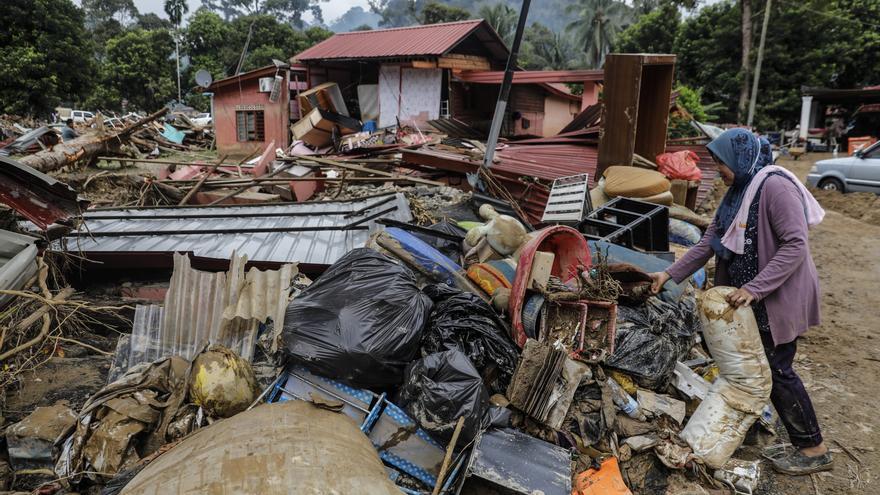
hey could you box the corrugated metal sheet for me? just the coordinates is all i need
[57,193,412,269]
[293,20,487,61]
[110,253,296,380]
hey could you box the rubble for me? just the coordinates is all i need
[0,46,818,495]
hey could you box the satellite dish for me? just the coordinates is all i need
[195,69,213,89]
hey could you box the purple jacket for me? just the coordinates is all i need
[666,175,821,345]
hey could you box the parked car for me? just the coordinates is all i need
[806,140,880,193]
[70,110,95,123]
[191,113,212,126]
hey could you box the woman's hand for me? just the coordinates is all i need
[648,271,671,294]
[726,287,756,307]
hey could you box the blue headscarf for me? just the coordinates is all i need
[706,128,773,260]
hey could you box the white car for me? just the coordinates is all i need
[191,113,212,126]
[70,110,95,123]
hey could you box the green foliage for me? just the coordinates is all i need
[479,3,518,45]
[672,1,741,123]
[199,0,325,27]
[565,0,633,68]
[419,2,472,24]
[0,0,95,116]
[165,0,189,27]
[668,84,711,138]
[82,0,139,48]
[368,0,420,27]
[615,1,680,54]
[88,29,176,111]
[521,23,578,70]
[353,24,375,31]
[136,13,172,30]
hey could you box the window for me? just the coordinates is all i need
[236,110,265,142]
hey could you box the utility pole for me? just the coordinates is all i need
[175,33,182,103]
[479,0,531,173]
[747,0,772,127]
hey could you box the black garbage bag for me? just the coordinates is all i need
[422,284,520,395]
[605,296,699,390]
[397,349,489,444]
[412,219,467,261]
[282,248,432,389]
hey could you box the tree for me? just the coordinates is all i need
[738,0,752,122]
[419,2,471,24]
[165,0,189,26]
[82,0,139,47]
[89,29,176,111]
[615,1,680,53]
[328,6,381,32]
[565,0,632,68]
[521,23,577,70]
[165,0,189,102]
[137,13,172,30]
[479,3,517,46]
[353,24,374,31]
[0,0,95,116]
[199,0,325,27]
[368,0,420,27]
[673,2,741,123]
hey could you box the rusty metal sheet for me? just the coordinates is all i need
[0,156,88,229]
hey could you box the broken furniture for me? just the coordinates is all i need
[597,54,676,177]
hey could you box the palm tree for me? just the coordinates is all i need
[479,3,517,46]
[165,0,189,102]
[565,0,631,68]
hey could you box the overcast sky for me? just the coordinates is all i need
[128,0,369,24]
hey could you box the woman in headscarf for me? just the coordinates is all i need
[649,128,832,475]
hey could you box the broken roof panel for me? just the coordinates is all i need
[293,20,506,62]
[54,193,412,270]
[0,156,88,229]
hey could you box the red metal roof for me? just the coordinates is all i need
[456,70,604,84]
[293,20,499,62]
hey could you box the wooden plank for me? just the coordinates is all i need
[412,60,438,69]
[438,55,490,71]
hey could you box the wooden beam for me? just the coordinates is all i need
[438,54,491,71]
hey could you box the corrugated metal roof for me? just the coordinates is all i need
[56,193,412,269]
[293,20,494,61]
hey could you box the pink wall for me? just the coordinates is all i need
[213,71,290,157]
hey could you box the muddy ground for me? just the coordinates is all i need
[752,154,879,495]
[1,153,877,494]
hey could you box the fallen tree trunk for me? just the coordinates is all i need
[19,108,169,173]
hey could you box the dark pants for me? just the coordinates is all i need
[759,331,823,448]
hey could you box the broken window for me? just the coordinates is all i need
[236,110,265,141]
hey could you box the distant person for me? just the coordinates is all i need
[649,128,832,476]
[60,118,78,142]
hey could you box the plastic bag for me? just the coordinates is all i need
[422,284,520,395]
[397,349,489,444]
[656,150,702,181]
[605,296,699,390]
[282,248,432,389]
[669,218,702,246]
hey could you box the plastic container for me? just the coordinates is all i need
[607,377,646,421]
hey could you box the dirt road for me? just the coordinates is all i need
[762,156,879,494]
